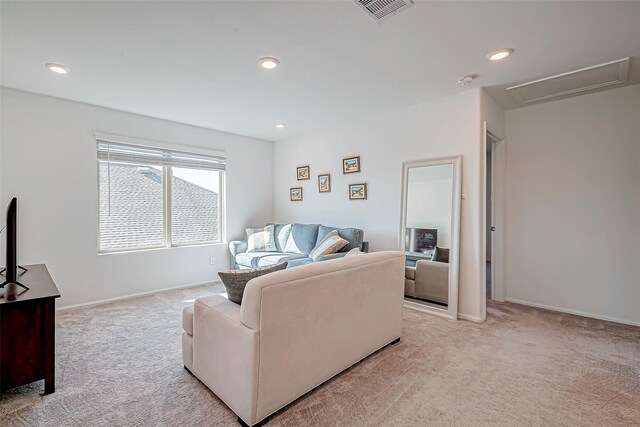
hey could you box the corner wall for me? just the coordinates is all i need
[0,88,274,308]
[504,84,640,325]
[274,89,485,321]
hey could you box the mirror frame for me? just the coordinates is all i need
[399,156,462,320]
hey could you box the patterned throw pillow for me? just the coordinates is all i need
[309,230,349,262]
[246,225,277,252]
[218,262,288,304]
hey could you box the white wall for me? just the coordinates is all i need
[0,88,274,308]
[274,89,485,321]
[504,84,640,326]
[406,164,453,248]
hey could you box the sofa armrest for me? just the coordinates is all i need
[229,240,248,257]
[315,252,347,262]
[192,295,260,425]
[229,241,248,269]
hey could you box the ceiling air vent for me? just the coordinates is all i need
[506,58,630,105]
[354,0,414,23]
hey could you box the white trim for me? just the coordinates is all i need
[505,298,640,328]
[457,312,484,323]
[481,122,488,317]
[97,242,227,256]
[404,300,456,321]
[165,165,173,247]
[219,171,227,244]
[56,279,222,312]
[93,131,226,158]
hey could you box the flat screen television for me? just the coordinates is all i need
[1,197,28,291]
[405,228,438,253]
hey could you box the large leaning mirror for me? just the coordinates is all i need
[400,156,461,320]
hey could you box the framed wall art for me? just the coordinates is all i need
[290,187,303,201]
[342,156,360,174]
[349,183,367,200]
[297,165,310,180]
[318,174,331,192]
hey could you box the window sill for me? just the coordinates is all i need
[98,242,227,256]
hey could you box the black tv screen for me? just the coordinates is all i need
[406,228,437,252]
[5,197,18,282]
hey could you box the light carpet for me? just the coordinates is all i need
[1,284,639,426]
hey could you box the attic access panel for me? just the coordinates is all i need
[506,58,630,105]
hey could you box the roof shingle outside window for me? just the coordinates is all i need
[99,163,219,251]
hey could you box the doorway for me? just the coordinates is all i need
[483,126,504,306]
[486,134,496,299]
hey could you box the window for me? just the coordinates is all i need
[97,137,225,252]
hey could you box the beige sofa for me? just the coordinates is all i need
[182,251,405,426]
[405,259,449,304]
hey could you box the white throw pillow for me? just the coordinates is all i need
[246,225,277,252]
[309,230,349,262]
[344,248,364,257]
[274,224,292,251]
[284,228,304,255]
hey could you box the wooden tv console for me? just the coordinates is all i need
[0,264,60,394]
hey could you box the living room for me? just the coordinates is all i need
[1,1,639,426]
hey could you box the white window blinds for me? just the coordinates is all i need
[96,139,226,171]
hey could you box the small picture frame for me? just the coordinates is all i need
[290,187,303,201]
[297,165,310,180]
[318,174,331,193]
[342,156,360,174]
[349,183,367,200]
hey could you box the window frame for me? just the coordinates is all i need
[167,166,226,249]
[95,133,226,254]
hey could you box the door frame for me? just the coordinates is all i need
[481,123,506,310]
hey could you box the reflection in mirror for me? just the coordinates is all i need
[401,157,460,319]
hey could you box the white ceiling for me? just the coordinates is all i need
[2,1,639,142]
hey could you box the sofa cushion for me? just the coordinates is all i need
[316,225,363,252]
[182,305,194,336]
[284,257,314,268]
[283,223,320,256]
[309,230,349,262]
[405,266,416,280]
[218,262,288,304]
[246,225,277,252]
[236,251,308,268]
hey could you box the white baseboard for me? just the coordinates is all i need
[57,280,222,312]
[505,298,640,327]
[458,312,484,323]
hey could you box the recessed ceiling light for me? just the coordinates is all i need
[275,123,286,129]
[486,48,514,62]
[45,63,70,74]
[259,57,280,70]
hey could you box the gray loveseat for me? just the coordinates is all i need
[229,223,369,269]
